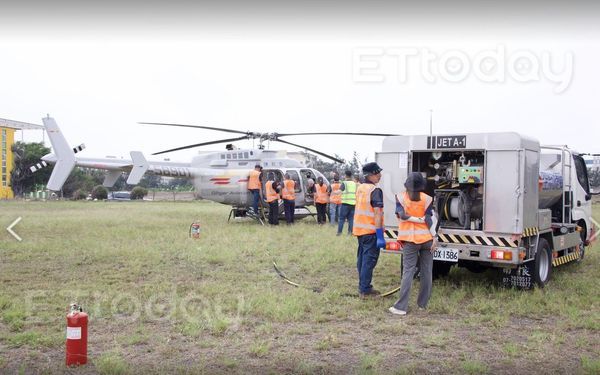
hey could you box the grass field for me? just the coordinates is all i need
[0,200,598,374]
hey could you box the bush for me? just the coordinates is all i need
[91,185,108,200]
[130,186,148,200]
[72,189,88,200]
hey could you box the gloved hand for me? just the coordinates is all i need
[406,216,425,224]
[376,228,386,249]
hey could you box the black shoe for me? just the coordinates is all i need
[359,289,380,299]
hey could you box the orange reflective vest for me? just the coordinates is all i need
[352,183,378,236]
[330,182,342,204]
[266,181,280,203]
[315,184,329,204]
[248,170,261,190]
[282,179,296,201]
[397,192,433,244]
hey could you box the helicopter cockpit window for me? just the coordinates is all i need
[312,169,329,184]
[301,169,316,190]
[286,170,302,193]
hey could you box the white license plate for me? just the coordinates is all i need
[433,247,459,262]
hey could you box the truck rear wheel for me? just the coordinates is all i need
[533,238,552,287]
[464,262,488,274]
[432,261,452,279]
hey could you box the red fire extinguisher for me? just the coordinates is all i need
[189,221,201,239]
[66,303,88,366]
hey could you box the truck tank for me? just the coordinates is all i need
[538,170,563,209]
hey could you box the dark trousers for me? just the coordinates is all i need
[357,233,380,293]
[249,189,260,213]
[329,203,340,225]
[338,204,355,234]
[268,201,279,225]
[283,199,295,224]
[316,203,327,224]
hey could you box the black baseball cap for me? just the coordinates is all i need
[362,162,383,176]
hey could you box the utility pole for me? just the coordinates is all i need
[429,109,433,135]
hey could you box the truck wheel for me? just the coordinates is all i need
[533,238,552,287]
[576,241,585,263]
[432,261,452,279]
[576,220,586,262]
[464,262,488,273]
[577,220,587,243]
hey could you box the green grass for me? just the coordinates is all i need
[502,342,520,357]
[359,353,383,374]
[2,308,26,332]
[249,341,271,358]
[0,200,598,372]
[95,352,130,375]
[3,331,61,348]
[461,359,489,374]
[581,356,600,375]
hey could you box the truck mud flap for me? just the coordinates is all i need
[502,264,534,289]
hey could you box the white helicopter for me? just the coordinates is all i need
[38,116,396,222]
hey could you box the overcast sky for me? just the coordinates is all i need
[1,1,599,163]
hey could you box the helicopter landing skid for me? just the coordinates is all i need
[228,207,266,225]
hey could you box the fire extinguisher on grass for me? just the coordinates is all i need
[66,303,88,366]
[189,221,201,239]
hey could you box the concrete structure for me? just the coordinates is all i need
[585,156,600,171]
[0,118,44,199]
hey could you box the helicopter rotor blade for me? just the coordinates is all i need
[277,132,399,137]
[152,135,250,155]
[140,122,249,136]
[275,138,345,164]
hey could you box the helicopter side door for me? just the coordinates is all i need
[284,170,305,207]
[300,168,316,205]
[261,168,284,203]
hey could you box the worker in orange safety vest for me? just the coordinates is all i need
[352,162,385,298]
[328,173,342,226]
[389,172,438,316]
[314,176,329,224]
[265,172,281,225]
[247,164,263,214]
[282,173,296,224]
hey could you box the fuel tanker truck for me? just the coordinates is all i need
[377,133,595,288]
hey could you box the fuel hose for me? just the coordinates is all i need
[267,250,399,297]
[266,250,322,293]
